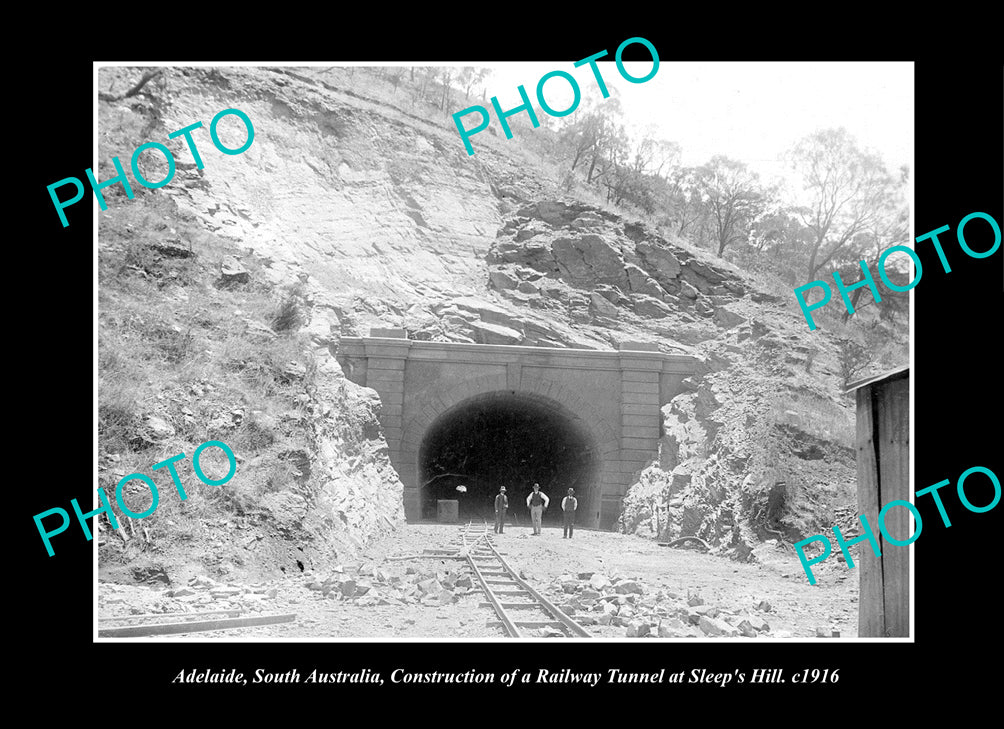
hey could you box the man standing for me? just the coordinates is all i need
[561,488,578,538]
[494,487,508,534]
[526,483,549,535]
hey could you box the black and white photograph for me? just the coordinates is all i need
[88,60,913,642]
[18,30,1001,710]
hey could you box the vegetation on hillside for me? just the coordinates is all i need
[98,191,320,572]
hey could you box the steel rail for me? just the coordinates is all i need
[463,521,522,637]
[459,520,591,639]
[483,530,592,638]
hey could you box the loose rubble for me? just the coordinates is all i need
[543,571,779,638]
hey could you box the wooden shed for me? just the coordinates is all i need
[846,366,910,637]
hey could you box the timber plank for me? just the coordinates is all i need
[98,613,296,638]
[857,384,885,637]
[878,377,910,637]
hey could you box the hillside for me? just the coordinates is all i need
[96,65,906,584]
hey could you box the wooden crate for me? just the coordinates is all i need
[437,499,459,523]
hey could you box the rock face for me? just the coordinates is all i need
[487,201,745,342]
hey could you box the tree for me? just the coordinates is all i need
[788,128,903,279]
[660,166,707,238]
[557,96,626,182]
[457,66,489,101]
[840,197,910,322]
[438,67,453,110]
[693,156,771,256]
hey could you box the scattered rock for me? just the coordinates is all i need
[220,256,250,284]
[691,604,720,618]
[699,616,739,637]
[589,574,611,591]
[625,621,651,638]
[614,579,644,595]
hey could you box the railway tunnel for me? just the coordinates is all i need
[418,391,599,524]
[337,330,697,529]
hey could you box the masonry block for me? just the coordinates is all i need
[621,391,659,405]
[622,380,660,394]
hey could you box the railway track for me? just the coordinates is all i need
[435,521,590,638]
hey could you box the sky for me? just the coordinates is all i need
[480,61,913,196]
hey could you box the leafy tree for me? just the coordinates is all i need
[457,67,489,101]
[787,128,904,279]
[661,166,707,239]
[839,197,910,322]
[693,156,772,256]
[557,96,627,184]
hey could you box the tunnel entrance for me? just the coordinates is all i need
[418,391,598,527]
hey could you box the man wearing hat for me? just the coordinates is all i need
[561,488,578,538]
[494,486,509,534]
[526,483,549,535]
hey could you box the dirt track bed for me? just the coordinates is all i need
[98,523,857,640]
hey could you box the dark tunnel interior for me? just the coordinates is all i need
[418,391,598,526]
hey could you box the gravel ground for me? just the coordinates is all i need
[98,522,857,640]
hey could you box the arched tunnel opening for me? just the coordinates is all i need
[418,391,599,527]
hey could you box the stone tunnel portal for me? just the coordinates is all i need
[336,332,698,530]
[418,391,598,526]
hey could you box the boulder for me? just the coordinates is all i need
[636,242,682,280]
[680,280,700,300]
[417,578,442,595]
[220,256,250,284]
[699,616,739,637]
[625,621,652,638]
[468,320,523,345]
[614,579,644,595]
[140,415,175,443]
[552,235,626,283]
[589,574,611,591]
[625,264,665,297]
[590,291,620,317]
[489,270,519,290]
[632,295,673,318]
[713,306,745,329]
